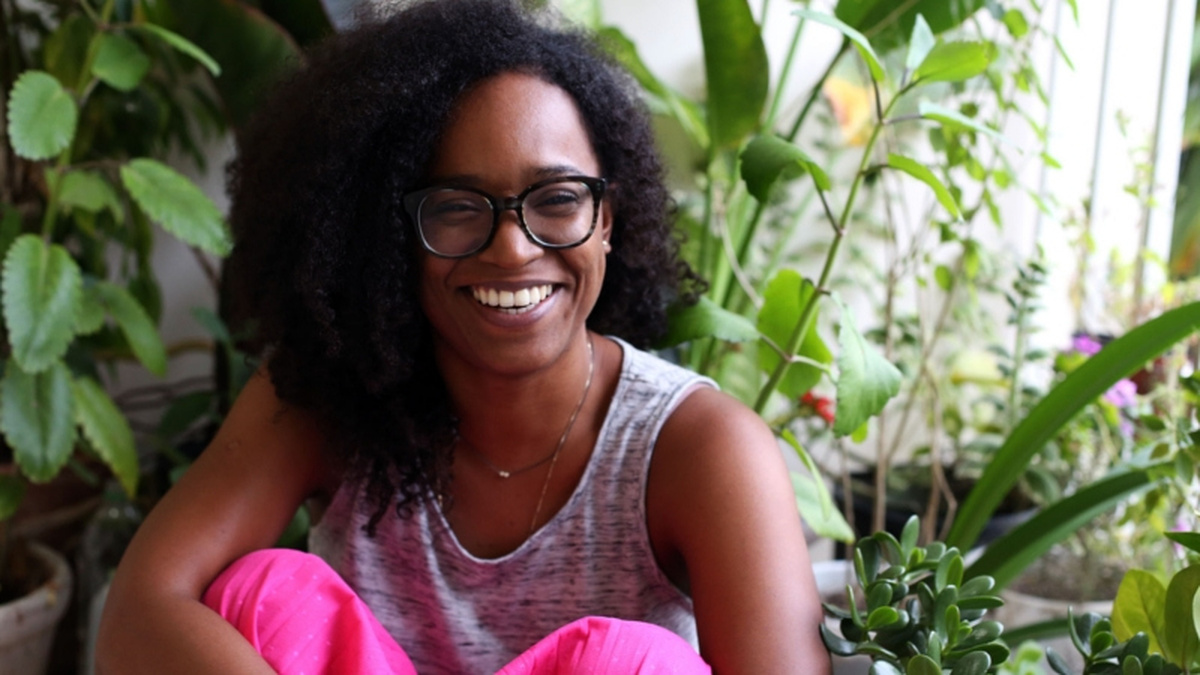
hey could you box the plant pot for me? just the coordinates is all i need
[0,542,73,675]
[834,466,1036,555]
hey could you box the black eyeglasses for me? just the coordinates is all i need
[403,175,607,258]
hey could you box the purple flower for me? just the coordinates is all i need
[1104,378,1138,408]
[1073,334,1103,356]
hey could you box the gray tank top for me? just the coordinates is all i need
[309,338,714,673]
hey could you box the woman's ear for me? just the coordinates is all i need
[600,187,615,252]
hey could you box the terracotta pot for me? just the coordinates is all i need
[0,542,73,675]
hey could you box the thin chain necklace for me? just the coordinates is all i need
[459,337,596,533]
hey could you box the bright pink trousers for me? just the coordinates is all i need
[203,549,712,674]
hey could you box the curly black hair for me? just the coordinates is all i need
[226,0,701,529]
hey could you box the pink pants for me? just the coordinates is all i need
[203,549,712,674]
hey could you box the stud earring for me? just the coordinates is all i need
[602,239,611,252]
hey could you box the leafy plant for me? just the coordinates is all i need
[821,516,1012,674]
[0,0,233,532]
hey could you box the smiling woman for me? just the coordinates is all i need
[94,1,829,673]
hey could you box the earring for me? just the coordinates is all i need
[602,239,611,252]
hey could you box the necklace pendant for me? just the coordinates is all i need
[498,470,511,479]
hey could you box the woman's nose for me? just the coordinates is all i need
[476,210,543,267]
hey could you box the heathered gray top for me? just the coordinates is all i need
[309,338,713,673]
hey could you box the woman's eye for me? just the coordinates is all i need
[426,197,488,222]
[529,186,587,215]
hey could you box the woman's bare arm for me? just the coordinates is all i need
[95,371,335,674]
[648,387,830,675]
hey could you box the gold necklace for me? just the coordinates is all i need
[455,338,596,533]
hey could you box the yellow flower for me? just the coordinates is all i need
[823,76,872,146]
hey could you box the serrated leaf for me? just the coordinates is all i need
[120,159,231,256]
[795,8,885,82]
[1,360,76,482]
[58,170,123,217]
[913,41,993,83]
[71,376,138,497]
[887,153,962,219]
[95,281,166,376]
[0,474,26,520]
[1113,570,1168,655]
[833,298,901,437]
[757,270,833,398]
[3,235,83,372]
[905,15,936,72]
[92,33,151,92]
[741,135,831,201]
[131,23,221,75]
[659,296,759,348]
[7,70,78,160]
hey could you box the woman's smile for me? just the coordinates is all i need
[471,283,556,313]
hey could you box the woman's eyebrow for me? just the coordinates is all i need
[428,165,591,187]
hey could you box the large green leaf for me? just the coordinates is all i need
[92,33,152,92]
[0,474,26,521]
[7,71,78,160]
[794,8,884,82]
[756,270,833,398]
[71,376,139,497]
[0,360,76,483]
[156,0,301,127]
[912,41,994,84]
[57,170,123,217]
[832,299,901,437]
[834,0,987,54]
[964,468,1162,589]
[3,235,83,373]
[120,159,231,256]
[1164,565,1200,667]
[887,153,961,219]
[95,281,167,376]
[1167,532,1200,555]
[1112,569,1168,655]
[947,301,1200,550]
[740,135,831,201]
[698,0,770,148]
[659,296,759,348]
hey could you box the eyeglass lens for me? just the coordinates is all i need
[416,179,597,257]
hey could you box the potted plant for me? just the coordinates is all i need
[0,0,240,669]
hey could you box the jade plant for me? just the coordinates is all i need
[1047,611,1184,675]
[821,516,1011,674]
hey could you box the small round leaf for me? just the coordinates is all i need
[7,70,78,160]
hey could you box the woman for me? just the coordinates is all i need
[96,1,828,672]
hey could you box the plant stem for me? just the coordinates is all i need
[753,91,900,414]
[763,17,804,133]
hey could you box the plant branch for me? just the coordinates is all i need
[785,39,847,143]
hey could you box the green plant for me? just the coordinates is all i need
[821,516,1012,674]
[588,0,1079,543]
[0,0,329,582]
[0,0,232,535]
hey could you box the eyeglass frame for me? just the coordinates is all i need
[402,175,608,259]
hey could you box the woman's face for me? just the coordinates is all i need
[417,72,612,377]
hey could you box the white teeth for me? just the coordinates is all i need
[472,284,554,313]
